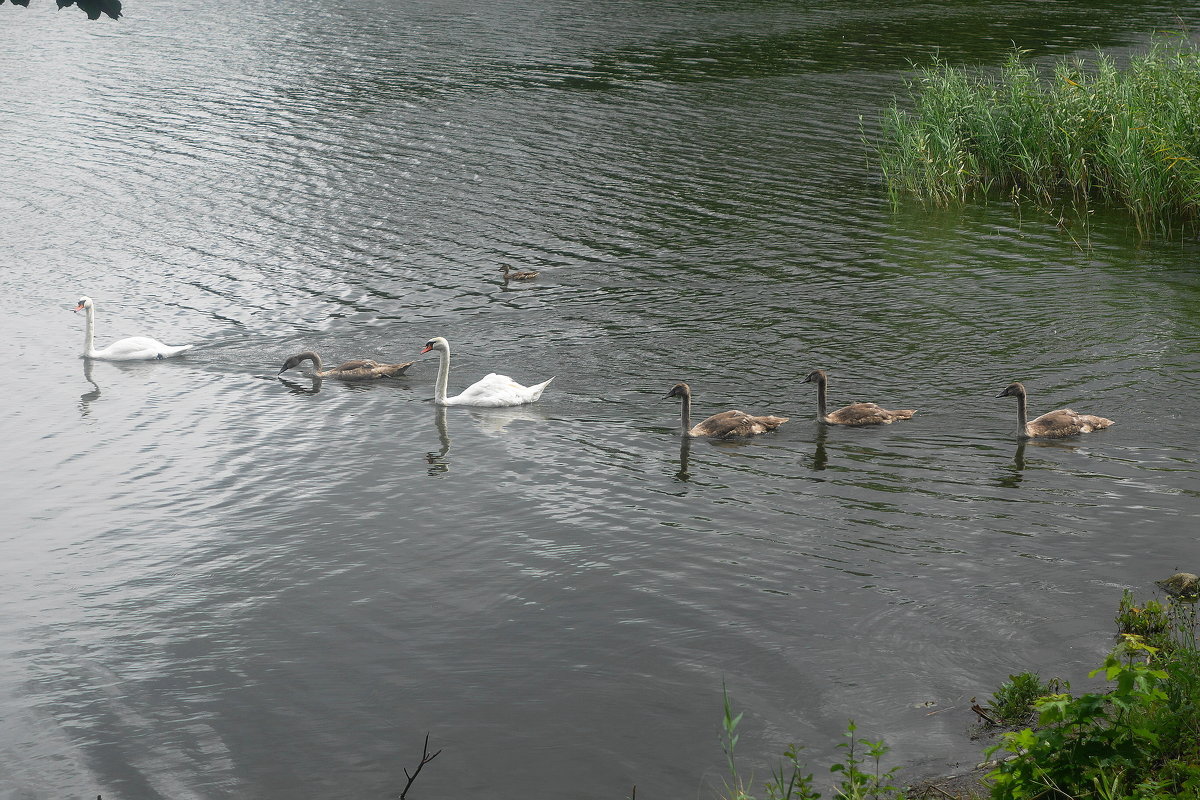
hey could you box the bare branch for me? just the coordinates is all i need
[970,702,999,726]
[398,733,442,800]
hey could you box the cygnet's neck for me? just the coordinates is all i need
[1014,388,1029,434]
[678,388,692,432]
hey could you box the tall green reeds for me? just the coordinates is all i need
[878,39,1200,237]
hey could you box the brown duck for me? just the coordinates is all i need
[665,382,788,438]
[278,351,414,381]
[804,370,915,426]
[500,265,540,281]
[997,382,1114,439]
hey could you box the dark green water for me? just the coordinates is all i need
[2,1,1199,797]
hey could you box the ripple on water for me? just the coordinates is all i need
[4,1,1200,797]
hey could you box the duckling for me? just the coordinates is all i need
[665,382,788,438]
[500,265,540,281]
[278,351,414,381]
[803,370,915,425]
[997,382,1114,439]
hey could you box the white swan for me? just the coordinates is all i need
[420,336,553,407]
[74,296,194,360]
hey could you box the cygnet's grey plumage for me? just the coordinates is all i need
[278,351,414,380]
[997,381,1114,439]
[665,382,788,438]
[803,370,915,426]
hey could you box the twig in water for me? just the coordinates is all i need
[970,703,999,726]
[929,783,958,799]
[398,733,442,799]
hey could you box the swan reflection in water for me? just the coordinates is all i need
[277,374,323,395]
[425,404,548,475]
[996,440,1027,489]
[275,373,411,397]
[79,359,102,417]
[673,437,691,482]
[671,427,807,482]
[995,438,1081,489]
[426,406,451,475]
[807,425,829,472]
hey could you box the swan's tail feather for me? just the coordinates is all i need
[528,377,554,401]
[1079,414,1115,431]
[380,361,415,377]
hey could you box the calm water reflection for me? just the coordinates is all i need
[2,1,1200,799]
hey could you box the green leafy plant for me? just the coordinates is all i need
[715,589,1200,800]
[1116,589,1172,649]
[716,693,894,800]
[987,637,1173,800]
[830,720,901,800]
[763,744,821,800]
[722,681,754,800]
[988,671,1066,726]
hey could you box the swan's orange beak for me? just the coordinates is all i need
[73,303,85,313]
[420,345,433,354]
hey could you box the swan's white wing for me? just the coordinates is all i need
[92,336,193,361]
[445,373,553,407]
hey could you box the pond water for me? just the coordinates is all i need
[2,1,1199,798]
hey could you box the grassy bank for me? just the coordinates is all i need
[876,40,1200,237]
[713,589,1200,800]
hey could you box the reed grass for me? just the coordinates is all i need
[878,39,1200,237]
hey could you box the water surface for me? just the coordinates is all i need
[2,1,1199,797]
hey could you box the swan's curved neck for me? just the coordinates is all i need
[815,375,828,420]
[1014,389,1029,434]
[305,352,324,374]
[434,344,451,404]
[679,388,692,432]
[83,305,96,357]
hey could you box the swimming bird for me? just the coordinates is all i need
[420,336,553,407]
[997,381,1114,439]
[665,382,788,438]
[500,265,540,281]
[73,296,194,360]
[803,370,915,425]
[278,351,414,380]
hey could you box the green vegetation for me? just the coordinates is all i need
[987,610,1200,800]
[877,39,1200,237]
[720,704,899,800]
[1116,589,1173,648]
[987,671,1067,727]
[716,592,1199,800]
